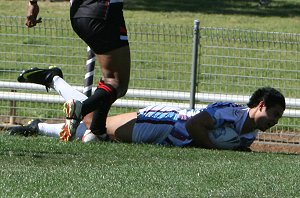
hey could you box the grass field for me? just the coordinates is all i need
[1,0,300,197]
[1,133,300,197]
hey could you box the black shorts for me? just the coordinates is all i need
[70,1,129,54]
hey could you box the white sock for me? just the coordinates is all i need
[37,122,88,139]
[52,76,88,102]
[38,123,64,137]
[39,76,89,140]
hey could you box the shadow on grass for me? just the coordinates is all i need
[123,0,300,17]
[47,0,300,17]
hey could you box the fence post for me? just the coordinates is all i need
[84,46,96,97]
[190,19,200,109]
[9,90,17,124]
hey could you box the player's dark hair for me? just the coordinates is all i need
[247,87,286,110]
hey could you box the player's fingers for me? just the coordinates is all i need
[25,21,31,27]
[36,17,42,23]
[26,17,33,27]
[25,16,40,27]
[25,21,36,28]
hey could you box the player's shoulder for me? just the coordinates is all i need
[207,102,244,109]
[204,102,249,125]
[205,102,247,115]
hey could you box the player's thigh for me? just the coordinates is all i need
[107,112,136,142]
[97,45,131,81]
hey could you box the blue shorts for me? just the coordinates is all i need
[132,122,173,145]
[132,105,193,146]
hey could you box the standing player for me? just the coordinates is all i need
[13,68,286,150]
[23,0,131,141]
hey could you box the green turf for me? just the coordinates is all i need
[0,133,299,197]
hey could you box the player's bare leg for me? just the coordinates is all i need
[81,45,131,140]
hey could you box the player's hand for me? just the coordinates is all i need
[26,1,42,28]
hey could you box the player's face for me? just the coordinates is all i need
[255,103,284,131]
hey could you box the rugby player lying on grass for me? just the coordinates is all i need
[8,67,286,151]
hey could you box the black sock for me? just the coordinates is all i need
[82,81,117,135]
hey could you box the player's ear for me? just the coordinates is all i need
[258,101,265,111]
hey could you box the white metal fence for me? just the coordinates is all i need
[0,16,300,139]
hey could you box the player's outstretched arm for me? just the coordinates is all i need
[185,111,217,149]
[26,0,42,28]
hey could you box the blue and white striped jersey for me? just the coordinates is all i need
[134,103,258,148]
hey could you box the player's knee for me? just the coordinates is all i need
[101,78,128,98]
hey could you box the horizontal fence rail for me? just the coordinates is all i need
[1,81,300,118]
